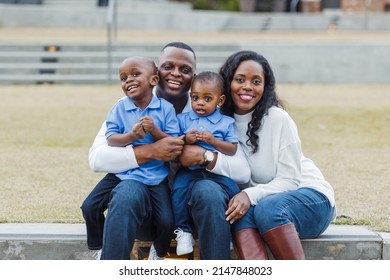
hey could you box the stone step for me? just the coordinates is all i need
[0,223,388,260]
[1,42,390,84]
[0,43,240,83]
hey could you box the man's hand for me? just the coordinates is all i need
[152,136,185,162]
[178,144,205,167]
[134,136,185,165]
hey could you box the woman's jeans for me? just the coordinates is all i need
[232,188,335,239]
[101,178,174,260]
[80,173,119,250]
[172,168,240,233]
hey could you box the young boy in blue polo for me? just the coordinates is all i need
[172,71,240,255]
[105,56,179,260]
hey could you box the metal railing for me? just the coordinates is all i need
[106,0,117,83]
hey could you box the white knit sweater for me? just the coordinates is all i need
[235,106,335,207]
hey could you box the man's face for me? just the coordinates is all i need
[157,47,196,98]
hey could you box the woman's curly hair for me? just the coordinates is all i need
[219,50,284,153]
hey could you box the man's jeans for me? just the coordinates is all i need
[232,187,335,239]
[188,178,233,259]
[99,176,233,259]
[101,179,174,260]
[172,168,240,233]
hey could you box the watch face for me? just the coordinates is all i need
[205,151,213,161]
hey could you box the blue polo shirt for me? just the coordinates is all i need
[177,109,238,152]
[106,95,179,185]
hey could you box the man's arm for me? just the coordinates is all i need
[89,122,185,173]
[89,122,139,173]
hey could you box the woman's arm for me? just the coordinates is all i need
[211,144,250,184]
[196,131,237,156]
[179,144,250,184]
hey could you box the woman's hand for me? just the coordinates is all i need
[225,191,251,224]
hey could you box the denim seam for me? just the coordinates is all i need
[277,196,331,236]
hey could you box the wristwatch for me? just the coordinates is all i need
[203,150,215,167]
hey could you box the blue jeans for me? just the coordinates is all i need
[80,173,119,250]
[188,178,232,259]
[232,188,335,239]
[172,168,240,233]
[101,179,174,260]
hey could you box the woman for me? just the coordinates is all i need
[220,50,336,260]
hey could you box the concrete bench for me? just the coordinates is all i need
[0,223,388,260]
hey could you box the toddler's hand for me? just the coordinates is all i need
[185,129,198,144]
[196,131,213,144]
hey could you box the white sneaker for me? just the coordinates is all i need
[148,244,165,260]
[174,228,195,255]
[230,240,234,251]
[92,249,102,260]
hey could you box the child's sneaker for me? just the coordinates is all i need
[174,228,195,255]
[92,249,102,260]
[148,244,165,260]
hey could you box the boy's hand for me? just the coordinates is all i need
[140,116,155,133]
[132,123,146,139]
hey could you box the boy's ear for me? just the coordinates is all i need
[218,94,226,107]
[150,75,159,86]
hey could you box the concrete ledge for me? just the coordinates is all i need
[0,223,387,260]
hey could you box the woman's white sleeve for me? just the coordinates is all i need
[88,122,139,173]
[208,144,250,184]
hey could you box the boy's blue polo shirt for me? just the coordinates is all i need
[177,109,238,152]
[106,95,179,185]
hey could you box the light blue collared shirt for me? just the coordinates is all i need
[106,95,179,185]
[177,109,237,152]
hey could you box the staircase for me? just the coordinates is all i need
[0,43,240,84]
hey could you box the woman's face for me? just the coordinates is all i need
[230,60,265,115]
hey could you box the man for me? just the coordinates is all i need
[84,42,250,260]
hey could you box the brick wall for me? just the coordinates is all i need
[301,0,322,12]
[342,0,385,12]
[300,0,390,12]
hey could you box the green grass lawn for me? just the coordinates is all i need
[1,84,389,232]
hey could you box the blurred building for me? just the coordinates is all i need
[1,0,389,13]
[301,0,390,12]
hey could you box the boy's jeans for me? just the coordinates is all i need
[172,168,240,233]
[81,173,119,250]
[101,178,174,260]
